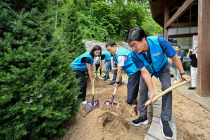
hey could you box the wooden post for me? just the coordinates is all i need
[164,0,169,40]
[197,0,210,97]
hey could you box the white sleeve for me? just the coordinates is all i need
[117,56,126,66]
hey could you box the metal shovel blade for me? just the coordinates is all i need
[86,100,99,112]
[104,100,117,106]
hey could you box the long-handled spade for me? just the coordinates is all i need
[104,87,117,106]
[134,79,188,115]
[86,74,99,112]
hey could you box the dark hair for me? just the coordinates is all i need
[90,45,101,56]
[124,27,147,43]
[106,40,116,48]
[176,45,181,48]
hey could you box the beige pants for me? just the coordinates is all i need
[190,66,197,87]
[172,67,181,81]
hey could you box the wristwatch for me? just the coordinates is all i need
[180,71,187,77]
[115,81,120,84]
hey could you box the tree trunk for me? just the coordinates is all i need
[55,0,58,29]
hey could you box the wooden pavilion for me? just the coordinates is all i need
[149,0,210,97]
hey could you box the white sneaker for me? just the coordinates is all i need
[81,101,87,104]
[173,80,177,84]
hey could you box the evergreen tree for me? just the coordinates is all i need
[62,1,86,62]
[0,1,80,139]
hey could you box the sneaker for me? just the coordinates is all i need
[173,80,177,84]
[188,87,195,90]
[133,99,137,105]
[131,116,148,126]
[119,83,122,87]
[108,82,115,86]
[104,77,110,81]
[102,76,106,78]
[160,119,173,139]
[81,101,87,104]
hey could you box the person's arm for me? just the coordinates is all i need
[86,63,95,85]
[111,57,114,70]
[187,49,191,59]
[115,66,123,89]
[140,67,157,103]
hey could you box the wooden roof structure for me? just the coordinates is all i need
[149,0,210,97]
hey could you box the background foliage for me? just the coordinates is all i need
[53,0,163,42]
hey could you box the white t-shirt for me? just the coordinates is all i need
[115,47,127,67]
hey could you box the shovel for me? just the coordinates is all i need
[134,79,188,115]
[104,87,117,106]
[86,74,99,112]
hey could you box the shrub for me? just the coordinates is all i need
[0,1,80,139]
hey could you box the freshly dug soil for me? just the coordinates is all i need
[59,76,152,140]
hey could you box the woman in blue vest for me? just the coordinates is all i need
[70,45,101,104]
[99,51,112,80]
[106,40,140,105]
[125,27,191,139]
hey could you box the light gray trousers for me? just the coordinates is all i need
[139,64,172,121]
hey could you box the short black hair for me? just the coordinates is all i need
[90,45,101,56]
[106,40,116,48]
[124,27,147,43]
[176,45,181,48]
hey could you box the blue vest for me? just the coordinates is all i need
[113,47,139,76]
[133,36,168,74]
[70,51,94,71]
[101,51,111,61]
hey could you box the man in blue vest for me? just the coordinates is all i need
[106,40,140,105]
[124,27,191,139]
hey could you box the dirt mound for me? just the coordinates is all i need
[97,112,130,134]
[50,77,152,140]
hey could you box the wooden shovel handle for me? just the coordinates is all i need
[145,80,188,106]
[92,74,96,95]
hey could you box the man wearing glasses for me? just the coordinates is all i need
[124,27,191,140]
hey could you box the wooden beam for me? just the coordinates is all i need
[151,0,159,2]
[165,0,197,29]
[168,33,197,38]
[163,0,169,39]
[169,22,198,28]
[197,0,210,97]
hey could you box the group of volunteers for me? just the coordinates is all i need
[70,27,192,139]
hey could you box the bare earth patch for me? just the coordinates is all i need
[54,77,152,140]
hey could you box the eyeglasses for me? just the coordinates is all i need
[130,42,139,49]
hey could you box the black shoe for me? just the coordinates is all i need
[131,116,148,126]
[188,87,195,90]
[160,119,173,139]
[102,76,106,78]
[119,83,122,87]
[104,77,110,81]
[108,82,115,86]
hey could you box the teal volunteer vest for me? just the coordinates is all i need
[70,51,94,71]
[133,36,168,74]
[113,47,139,76]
